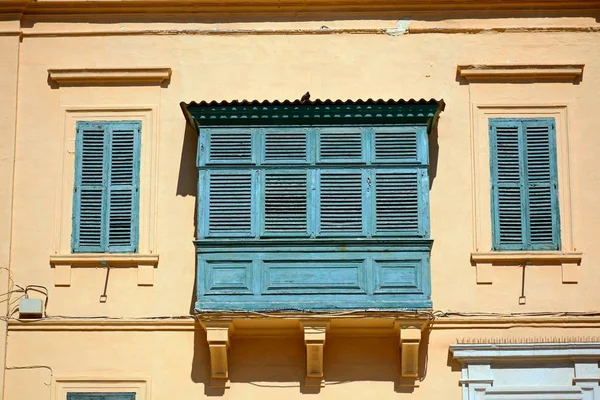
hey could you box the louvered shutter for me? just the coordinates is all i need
[208,172,253,236]
[524,120,560,250]
[264,171,309,235]
[490,122,525,249]
[207,129,253,164]
[107,123,140,252]
[264,129,308,162]
[319,170,364,234]
[490,119,560,250]
[373,129,418,162]
[319,129,363,162]
[374,170,420,234]
[73,123,107,252]
[67,393,136,400]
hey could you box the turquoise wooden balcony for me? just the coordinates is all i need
[182,98,443,312]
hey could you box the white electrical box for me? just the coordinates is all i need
[19,298,44,318]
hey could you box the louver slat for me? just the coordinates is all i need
[74,127,105,251]
[265,130,307,162]
[108,126,139,251]
[264,172,308,234]
[493,125,524,247]
[525,123,558,249]
[319,130,362,161]
[209,173,253,235]
[320,171,363,234]
[374,131,418,161]
[375,171,419,233]
[208,130,252,163]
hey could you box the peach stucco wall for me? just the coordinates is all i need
[1,7,600,400]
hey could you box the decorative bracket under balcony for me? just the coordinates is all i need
[397,322,425,384]
[200,320,234,389]
[301,321,329,387]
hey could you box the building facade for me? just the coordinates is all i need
[1,1,600,399]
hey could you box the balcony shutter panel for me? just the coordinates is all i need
[319,171,364,234]
[264,130,307,162]
[67,393,136,400]
[524,120,560,250]
[375,171,420,234]
[73,124,107,252]
[264,172,308,234]
[374,130,418,162]
[107,123,140,252]
[491,121,526,250]
[208,172,253,236]
[319,130,363,161]
[208,129,252,163]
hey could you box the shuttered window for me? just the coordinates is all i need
[67,393,136,400]
[198,126,429,239]
[489,118,560,251]
[72,121,141,253]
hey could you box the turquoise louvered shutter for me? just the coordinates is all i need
[206,171,254,237]
[490,118,560,250]
[107,123,141,252]
[72,121,140,253]
[374,170,423,235]
[67,393,135,400]
[263,171,309,235]
[73,123,107,252]
[318,170,366,235]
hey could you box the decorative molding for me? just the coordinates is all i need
[468,104,576,285]
[450,342,600,362]
[11,0,600,15]
[47,68,172,86]
[457,64,584,82]
[200,320,233,389]
[471,252,582,284]
[451,343,600,400]
[53,376,151,400]
[49,254,159,286]
[301,321,328,387]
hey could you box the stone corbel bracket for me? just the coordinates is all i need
[396,322,426,382]
[47,67,172,86]
[301,320,329,387]
[201,320,234,389]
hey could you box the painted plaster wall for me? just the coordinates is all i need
[2,11,600,400]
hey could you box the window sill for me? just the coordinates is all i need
[470,251,582,284]
[49,253,159,286]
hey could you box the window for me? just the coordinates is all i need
[489,118,560,251]
[67,394,135,400]
[72,121,141,253]
[198,127,429,239]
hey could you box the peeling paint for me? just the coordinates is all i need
[386,19,411,36]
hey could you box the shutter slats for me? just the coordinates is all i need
[209,173,252,234]
[74,127,106,250]
[67,393,136,400]
[375,131,417,161]
[265,131,307,161]
[320,131,362,161]
[491,119,559,250]
[525,123,557,248]
[209,131,252,162]
[320,172,363,233]
[264,172,308,233]
[73,122,139,253]
[108,127,138,250]
[375,172,419,233]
